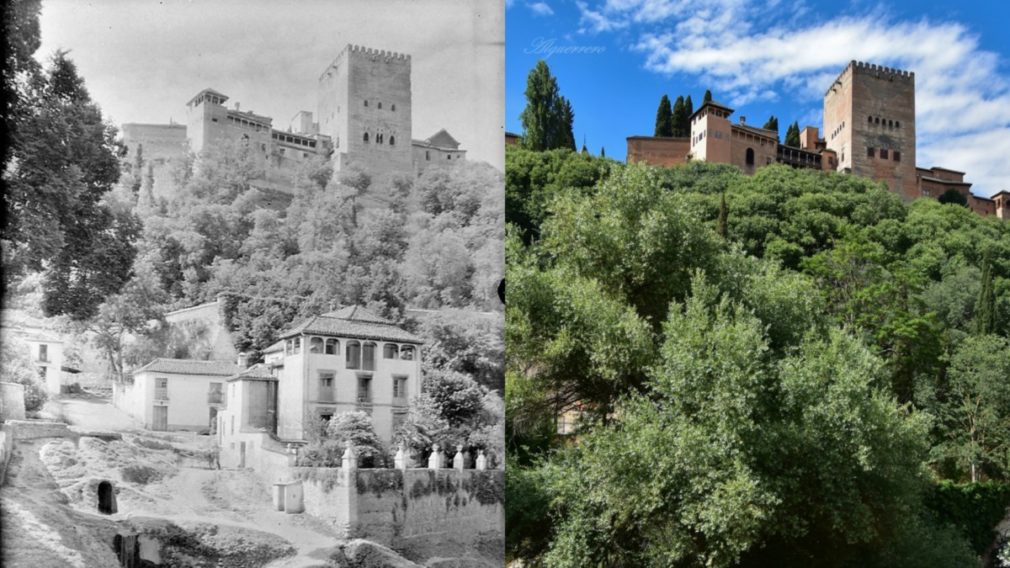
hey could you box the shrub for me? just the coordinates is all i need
[120,464,162,485]
[0,338,48,411]
[924,481,1010,554]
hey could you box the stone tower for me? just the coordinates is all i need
[317,44,413,173]
[688,101,733,164]
[823,61,917,200]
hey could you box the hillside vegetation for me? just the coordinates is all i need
[505,147,1010,567]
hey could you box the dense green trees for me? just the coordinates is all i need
[3,4,139,319]
[784,121,801,146]
[520,60,575,151]
[654,95,673,137]
[505,144,1010,566]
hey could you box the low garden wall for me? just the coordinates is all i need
[0,382,26,421]
[0,428,13,485]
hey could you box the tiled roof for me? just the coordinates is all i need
[279,306,422,343]
[734,123,778,139]
[227,363,276,382]
[264,340,285,353]
[135,358,240,377]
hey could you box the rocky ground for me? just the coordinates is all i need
[2,393,496,567]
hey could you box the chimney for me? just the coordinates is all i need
[234,102,241,111]
[238,352,249,369]
[739,116,746,125]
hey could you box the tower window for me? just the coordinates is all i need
[391,104,396,111]
[378,102,382,109]
[875,117,880,124]
[364,100,368,107]
[363,132,369,143]
[389,136,395,145]
[880,149,889,159]
[745,148,755,165]
[895,121,900,128]
[893,151,901,162]
[867,147,875,158]
[868,115,872,123]
[888,120,893,128]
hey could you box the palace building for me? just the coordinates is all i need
[627,61,1009,219]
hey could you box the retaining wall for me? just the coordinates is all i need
[4,420,74,440]
[0,429,12,485]
[0,382,26,421]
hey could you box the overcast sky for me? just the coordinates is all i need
[37,0,505,170]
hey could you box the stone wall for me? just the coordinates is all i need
[290,466,504,558]
[4,420,74,440]
[0,428,13,485]
[627,136,689,167]
[0,382,26,421]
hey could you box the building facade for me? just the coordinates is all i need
[114,359,239,431]
[626,61,1007,218]
[122,44,464,189]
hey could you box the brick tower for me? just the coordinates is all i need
[317,44,413,173]
[823,61,917,200]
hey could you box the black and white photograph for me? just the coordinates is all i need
[1,1,505,566]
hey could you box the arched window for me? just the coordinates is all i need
[347,341,361,369]
[389,136,395,146]
[868,115,872,123]
[400,345,415,360]
[377,133,383,144]
[378,102,382,109]
[363,132,369,143]
[745,148,755,165]
[383,344,399,359]
[309,337,323,353]
[895,121,900,128]
[362,342,376,371]
[325,339,339,355]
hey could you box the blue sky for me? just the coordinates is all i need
[506,0,1010,197]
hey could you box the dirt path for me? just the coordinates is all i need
[60,393,142,431]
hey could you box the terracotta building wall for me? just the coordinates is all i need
[626,137,690,167]
[729,129,777,175]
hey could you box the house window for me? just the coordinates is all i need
[447,155,451,160]
[293,337,301,354]
[319,412,333,424]
[745,148,754,165]
[325,338,339,355]
[393,411,406,432]
[393,376,408,400]
[363,132,369,143]
[893,151,901,162]
[362,342,376,371]
[357,376,372,403]
[231,415,235,435]
[155,378,168,400]
[391,104,396,111]
[378,102,382,109]
[38,344,48,362]
[319,372,335,402]
[309,337,323,353]
[880,149,889,159]
[867,147,875,158]
[400,345,415,360]
[364,100,368,107]
[38,366,47,379]
[389,136,395,146]
[347,341,361,369]
[383,344,399,359]
[425,150,430,161]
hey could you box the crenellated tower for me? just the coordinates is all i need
[824,61,917,200]
[317,44,413,173]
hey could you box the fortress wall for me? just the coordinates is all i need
[626,137,689,167]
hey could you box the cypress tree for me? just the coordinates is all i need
[762,115,779,140]
[685,95,694,119]
[703,89,712,103]
[976,252,996,335]
[785,121,800,147]
[654,95,673,137]
[672,96,685,137]
[520,60,574,151]
[600,147,605,157]
[717,193,728,238]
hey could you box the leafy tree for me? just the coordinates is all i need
[654,95,673,137]
[936,335,1010,481]
[417,309,504,392]
[785,120,801,146]
[938,188,969,207]
[4,48,139,319]
[519,60,574,151]
[0,337,48,411]
[299,411,387,467]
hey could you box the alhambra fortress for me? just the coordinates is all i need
[625,61,1009,219]
[121,44,465,195]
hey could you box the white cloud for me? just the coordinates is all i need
[528,2,555,17]
[576,1,1010,195]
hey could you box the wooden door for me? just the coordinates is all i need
[152,405,168,431]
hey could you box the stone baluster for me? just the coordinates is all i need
[428,443,442,469]
[475,450,487,471]
[453,445,465,470]
[394,444,408,470]
[342,445,358,470]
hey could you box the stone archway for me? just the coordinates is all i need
[98,480,117,514]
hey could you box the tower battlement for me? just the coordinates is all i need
[825,60,914,97]
[322,44,411,79]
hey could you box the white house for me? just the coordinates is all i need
[114,358,239,431]
[1,310,66,396]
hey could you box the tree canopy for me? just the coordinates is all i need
[519,60,575,151]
